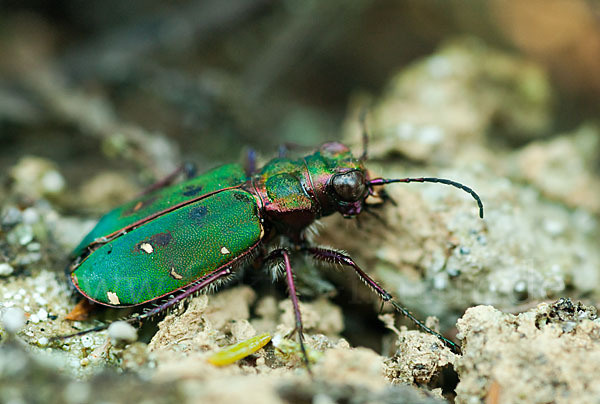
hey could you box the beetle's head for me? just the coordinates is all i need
[312,141,485,220]
[311,142,371,218]
[328,167,370,217]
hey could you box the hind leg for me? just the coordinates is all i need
[303,246,461,354]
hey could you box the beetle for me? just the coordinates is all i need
[67,140,483,365]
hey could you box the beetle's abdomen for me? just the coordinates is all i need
[71,189,263,306]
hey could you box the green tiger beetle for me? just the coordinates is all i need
[66,136,483,369]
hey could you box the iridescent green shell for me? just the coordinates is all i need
[71,189,263,306]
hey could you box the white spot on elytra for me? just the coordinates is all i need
[140,243,153,254]
[107,291,120,305]
[170,267,183,280]
[220,247,230,255]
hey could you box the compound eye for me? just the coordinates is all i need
[332,171,367,202]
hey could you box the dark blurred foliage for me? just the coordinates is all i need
[1,0,599,181]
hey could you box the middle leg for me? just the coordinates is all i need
[264,248,311,371]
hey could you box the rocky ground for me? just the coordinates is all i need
[1,37,599,404]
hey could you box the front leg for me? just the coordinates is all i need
[303,246,461,354]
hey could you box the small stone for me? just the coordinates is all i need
[0,263,14,276]
[63,381,91,404]
[36,308,48,322]
[16,252,41,265]
[41,170,66,193]
[9,156,66,198]
[1,206,22,226]
[2,307,25,333]
[433,275,448,289]
[37,337,49,347]
[21,208,39,224]
[447,267,461,277]
[313,394,336,404]
[26,242,41,252]
[543,219,565,236]
[80,335,94,348]
[78,172,139,210]
[7,224,34,246]
[108,321,138,345]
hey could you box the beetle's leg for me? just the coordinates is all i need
[137,162,198,196]
[278,144,289,158]
[264,248,311,372]
[366,187,397,209]
[65,298,97,321]
[360,205,397,232]
[56,266,232,339]
[244,148,257,176]
[358,107,369,162]
[361,206,385,225]
[132,265,232,322]
[376,188,397,207]
[303,246,461,354]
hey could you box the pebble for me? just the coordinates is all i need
[2,307,26,333]
[80,335,94,348]
[108,321,138,345]
[447,267,461,277]
[22,207,40,224]
[9,156,66,198]
[543,219,565,236]
[27,242,41,252]
[41,170,66,194]
[0,262,15,276]
[37,308,48,321]
[1,206,22,226]
[7,224,34,245]
[63,381,91,404]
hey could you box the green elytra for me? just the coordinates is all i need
[72,189,263,305]
[70,143,367,306]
